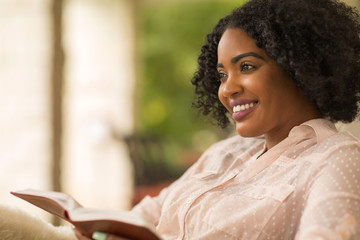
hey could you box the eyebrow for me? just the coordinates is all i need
[216,52,265,68]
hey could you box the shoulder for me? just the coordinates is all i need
[305,130,360,169]
[317,130,360,154]
[297,119,359,157]
[325,131,360,163]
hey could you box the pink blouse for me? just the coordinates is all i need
[133,119,360,239]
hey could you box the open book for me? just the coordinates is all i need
[11,189,162,240]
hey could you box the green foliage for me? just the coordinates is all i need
[136,1,243,171]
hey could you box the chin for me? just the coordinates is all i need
[236,127,258,138]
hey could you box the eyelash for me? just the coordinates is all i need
[218,72,227,82]
[240,63,255,72]
[217,63,256,82]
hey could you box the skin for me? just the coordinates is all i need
[217,28,321,149]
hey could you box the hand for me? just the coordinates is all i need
[74,228,91,240]
[74,228,129,240]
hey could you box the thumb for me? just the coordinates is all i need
[92,232,129,240]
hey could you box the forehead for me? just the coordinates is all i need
[218,28,266,59]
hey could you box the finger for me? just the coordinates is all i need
[92,232,129,240]
[73,228,92,240]
[92,232,107,240]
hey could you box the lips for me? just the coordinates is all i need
[230,99,258,121]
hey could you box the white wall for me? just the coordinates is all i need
[0,0,136,221]
[62,0,135,210]
[0,0,52,218]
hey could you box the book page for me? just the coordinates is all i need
[11,189,81,220]
[11,189,162,240]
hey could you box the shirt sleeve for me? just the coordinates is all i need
[131,189,167,227]
[296,143,360,240]
[131,167,201,226]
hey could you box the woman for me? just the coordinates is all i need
[77,0,360,239]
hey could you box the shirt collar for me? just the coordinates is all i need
[290,118,338,143]
[257,118,337,164]
[236,119,337,182]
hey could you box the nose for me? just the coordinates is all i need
[219,74,243,98]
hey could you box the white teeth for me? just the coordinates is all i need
[233,102,256,113]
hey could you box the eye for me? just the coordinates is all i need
[217,72,228,82]
[240,63,256,72]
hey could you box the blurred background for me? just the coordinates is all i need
[0,0,359,223]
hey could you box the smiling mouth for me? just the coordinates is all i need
[232,101,258,113]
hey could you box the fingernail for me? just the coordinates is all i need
[92,232,107,240]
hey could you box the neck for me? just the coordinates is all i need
[265,116,320,149]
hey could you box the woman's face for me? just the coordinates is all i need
[217,28,320,148]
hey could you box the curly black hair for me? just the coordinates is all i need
[191,0,360,128]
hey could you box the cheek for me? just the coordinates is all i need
[218,85,225,104]
[253,73,294,101]
[217,85,232,113]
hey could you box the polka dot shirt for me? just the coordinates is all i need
[133,119,360,240]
